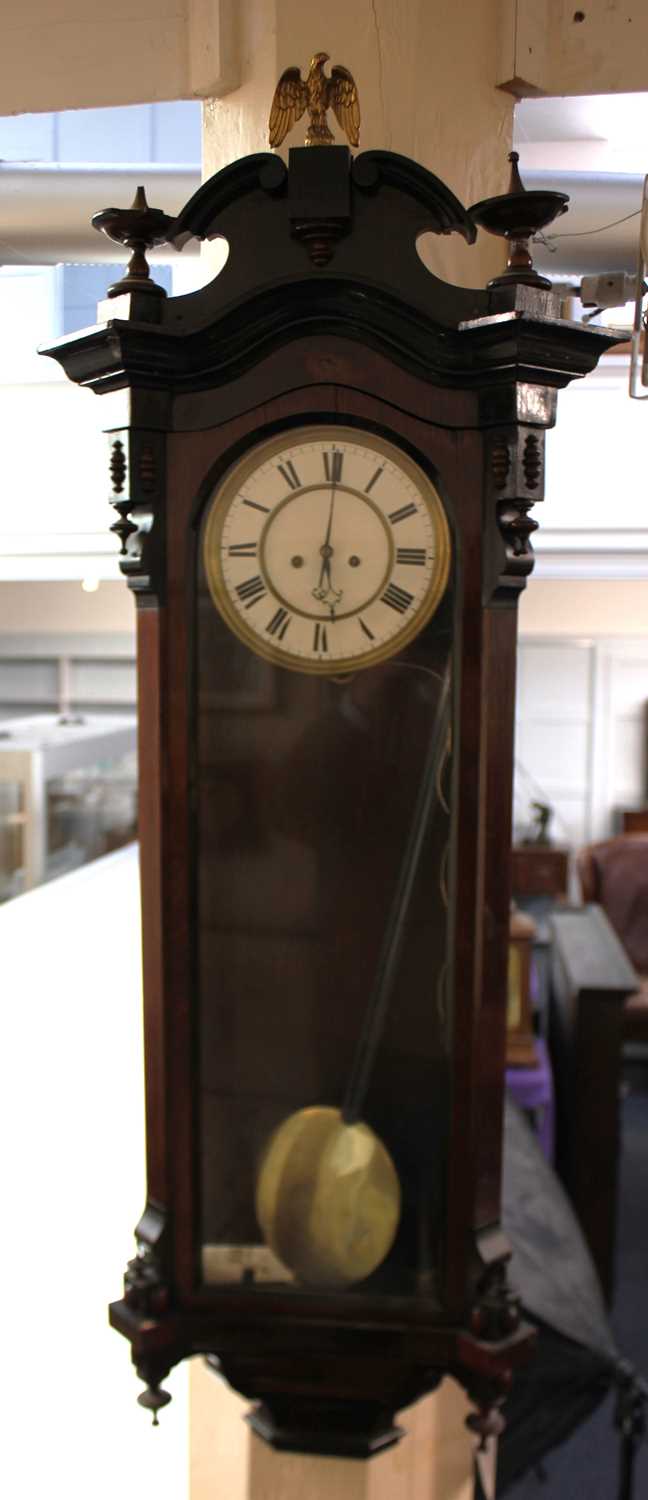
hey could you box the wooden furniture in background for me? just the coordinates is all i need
[507,906,538,1067]
[505,1038,555,1162]
[577,833,648,1045]
[550,836,648,1300]
[550,905,638,1301]
[511,844,569,901]
[506,904,556,1165]
[621,809,648,834]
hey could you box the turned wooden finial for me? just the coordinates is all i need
[506,150,525,196]
[92,185,174,299]
[469,152,569,290]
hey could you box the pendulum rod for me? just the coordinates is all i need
[342,663,451,1126]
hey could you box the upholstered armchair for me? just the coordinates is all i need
[576,833,648,1043]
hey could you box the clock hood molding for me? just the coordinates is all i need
[169,150,478,249]
[42,148,621,402]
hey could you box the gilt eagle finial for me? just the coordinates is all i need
[268,52,360,149]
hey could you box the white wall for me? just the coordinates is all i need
[0,265,118,579]
[1,381,120,578]
[514,347,648,848]
[519,580,648,637]
[0,845,188,1500]
[0,582,134,634]
[515,635,648,845]
[0,262,205,582]
[534,358,648,581]
[545,362,646,529]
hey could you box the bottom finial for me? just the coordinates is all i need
[137,1382,172,1425]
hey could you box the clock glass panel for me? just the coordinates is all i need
[194,425,456,1299]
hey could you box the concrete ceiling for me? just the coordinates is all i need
[516,92,648,152]
[514,93,648,279]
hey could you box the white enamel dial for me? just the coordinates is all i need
[203,426,451,674]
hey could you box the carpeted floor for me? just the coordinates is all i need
[504,1062,648,1498]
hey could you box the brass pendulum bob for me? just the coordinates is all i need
[255,669,451,1287]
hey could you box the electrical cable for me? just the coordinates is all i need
[535,208,642,253]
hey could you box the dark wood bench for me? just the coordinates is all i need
[549,904,638,1302]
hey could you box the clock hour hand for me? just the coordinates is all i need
[315,540,334,593]
[312,543,343,614]
[312,483,344,616]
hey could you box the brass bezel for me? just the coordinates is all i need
[202,426,451,674]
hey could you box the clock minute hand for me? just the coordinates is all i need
[312,481,343,613]
[320,481,337,563]
[342,665,451,1126]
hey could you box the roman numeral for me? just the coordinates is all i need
[323,449,343,484]
[278,460,301,490]
[266,607,291,640]
[359,618,375,641]
[313,623,328,653]
[228,542,257,558]
[236,575,266,608]
[388,502,418,525]
[381,582,414,614]
[396,547,426,566]
[364,467,383,494]
[242,498,270,513]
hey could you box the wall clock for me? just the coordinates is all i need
[44,140,622,1458]
[202,425,450,674]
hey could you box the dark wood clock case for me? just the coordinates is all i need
[45,146,620,1457]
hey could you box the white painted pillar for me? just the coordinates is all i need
[202,0,514,287]
[190,1360,475,1500]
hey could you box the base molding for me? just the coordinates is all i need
[245,1394,403,1459]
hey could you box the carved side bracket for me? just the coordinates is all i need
[107,428,166,598]
[469,1256,521,1345]
[456,1231,532,1451]
[124,1198,172,1314]
[120,1200,174,1423]
[124,1245,171,1318]
[484,425,545,603]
